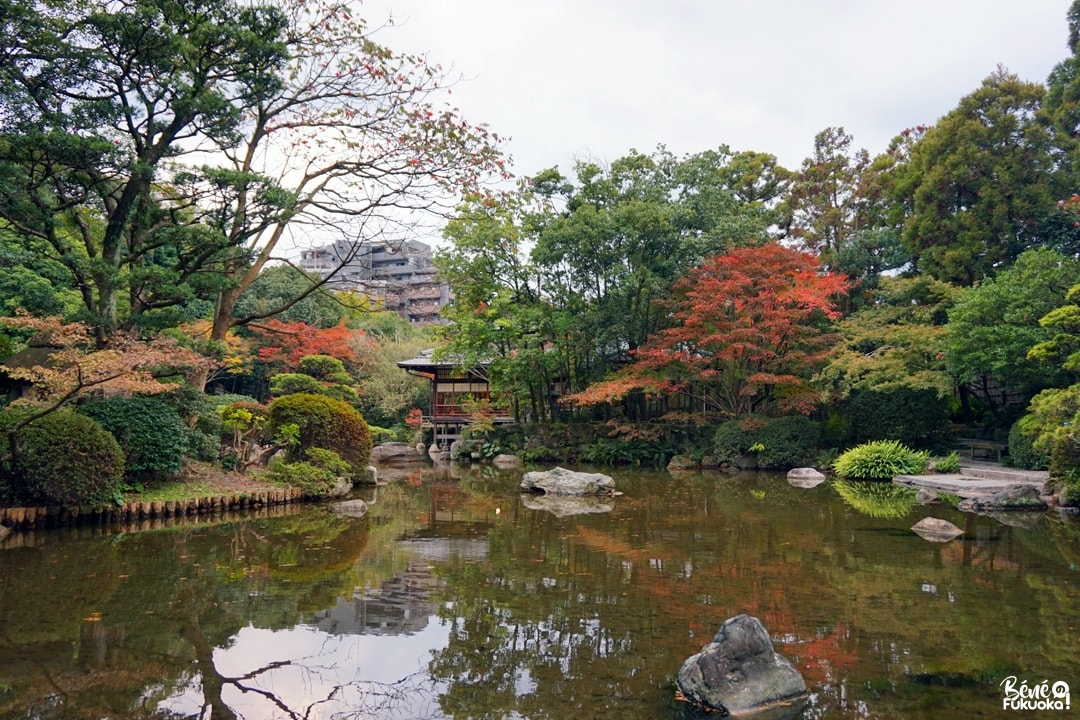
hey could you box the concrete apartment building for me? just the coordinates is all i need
[298,239,451,324]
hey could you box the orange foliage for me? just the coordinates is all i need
[0,312,210,408]
[566,244,848,416]
[249,319,363,370]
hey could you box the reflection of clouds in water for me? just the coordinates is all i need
[158,622,451,719]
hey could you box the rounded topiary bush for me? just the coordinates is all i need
[713,415,820,469]
[1009,417,1050,470]
[3,409,125,506]
[80,396,189,482]
[266,393,371,475]
[754,415,821,469]
[832,439,929,480]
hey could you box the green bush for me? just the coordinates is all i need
[1009,416,1052,470]
[2,409,124,506]
[754,415,820,469]
[933,451,961,474]
[713,415,820,469]
[839,388,953,450]
[268,448,351,497]
[266,393,371,476]
[713,417,761,465]
[578,437,677,467]
[81,396,189,482]
[833,439,929,479]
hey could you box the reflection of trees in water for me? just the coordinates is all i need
[832,479,919,518]
[181,614,441,720]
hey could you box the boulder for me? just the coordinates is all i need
[957,484,1047,512]
[326,476,352,499]
[910,517,964,542]
[0,524,9,541]
[786,468,826,488]
[492,454,523,469]
[520,494,614,518]
[520,466,615,496]
[361,465,378,485]
[428,444,451,464]
[330,499,368,518]
[370,442,427,465]
[677,614,808,717]
[915,489,938,505]
[735,453,759,470]
[667,454,698,471]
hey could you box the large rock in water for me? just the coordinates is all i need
[677,614,808,717]
[520,466,615,496]
[786,467,826,489]
[957,484,1047,512]
[370,442,427,465]
[910,517,964,542]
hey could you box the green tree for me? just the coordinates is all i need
[350,312,434,428]
[787,127,874,269]
[0,0,290,341]
[947,248,1080,425]
[234,266,347,330]
[816,276,960,400]
[0,0,504,356]
[893,68,1061,285]
[1044,0,1080,182]
[436,189,561,421]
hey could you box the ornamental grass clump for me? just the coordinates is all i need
[832,439,930,480]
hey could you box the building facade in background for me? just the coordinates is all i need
[299,239,451,324]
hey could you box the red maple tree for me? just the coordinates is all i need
[567,243,848,417]
[249,319,364,371]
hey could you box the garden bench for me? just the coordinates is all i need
[957,439,1007,462]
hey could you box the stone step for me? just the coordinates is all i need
[959,466,1048,484]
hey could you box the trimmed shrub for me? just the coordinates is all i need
[2,409,124,506]
[268,448,351,497]
[1009,418,1050,470]
[81,396,189,482]
[713,415,820,469]
[713,417,761,465]
[754,415,820,469]
[839,388,953,450]
[266,393,371,475]
[832,439,930,479]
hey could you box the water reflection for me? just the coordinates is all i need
[0,467,1079,719]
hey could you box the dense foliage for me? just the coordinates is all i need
[265,393,372,476]
[80,396,189,483]
[1,409,125,506]
[713,415,821,469]
[832,440,930,480]
[3,1,1080,500]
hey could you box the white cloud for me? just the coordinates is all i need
[372,0,1071,173]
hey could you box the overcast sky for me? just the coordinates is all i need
[371,1,1073,177]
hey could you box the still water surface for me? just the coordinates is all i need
[0,465,1078,719]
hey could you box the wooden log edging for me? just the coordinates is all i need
[0,487,306,532]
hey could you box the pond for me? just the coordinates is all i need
[1,464,1078,719]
